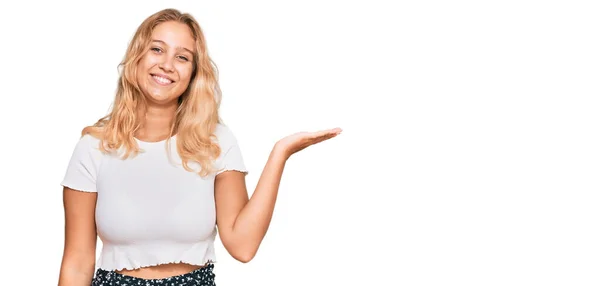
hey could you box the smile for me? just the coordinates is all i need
[151,74,174,86]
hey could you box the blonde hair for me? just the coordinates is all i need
[83,8,223,177]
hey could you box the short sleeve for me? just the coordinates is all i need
[60,134,102,192]
[215,124,249,176]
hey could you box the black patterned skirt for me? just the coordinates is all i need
[91,263,216,286]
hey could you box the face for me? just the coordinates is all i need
[136,21,196,105]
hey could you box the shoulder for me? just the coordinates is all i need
[214,123,240,146]
[68,133,105,162]
[61,134,105,192]
[213,123,249,174]
[74,133,102,151]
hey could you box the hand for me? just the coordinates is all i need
[274,127,343,159]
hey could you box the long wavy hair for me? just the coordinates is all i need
[82,8,223,177]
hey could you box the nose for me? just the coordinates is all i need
[158,57,174,73]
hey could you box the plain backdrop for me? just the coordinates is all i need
[0,0,598,285]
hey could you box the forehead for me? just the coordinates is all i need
[151,21,195,52]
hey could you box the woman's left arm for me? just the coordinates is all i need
[215,127,342,263]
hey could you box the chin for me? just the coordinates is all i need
[150,93,175,103]
[140,87,171,103]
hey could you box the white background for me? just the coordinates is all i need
[0,0,598,285]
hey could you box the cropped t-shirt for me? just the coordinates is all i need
[60,124,248,271]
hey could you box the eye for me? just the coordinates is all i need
[177,55,190,62]
[151,47,162,53]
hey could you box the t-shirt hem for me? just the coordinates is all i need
[60,181,97,193]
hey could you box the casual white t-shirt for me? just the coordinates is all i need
[60,123,248,271]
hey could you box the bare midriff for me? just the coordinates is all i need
[115,262,207,279]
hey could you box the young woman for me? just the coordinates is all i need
[57,8,341,286]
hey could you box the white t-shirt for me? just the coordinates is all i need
[60,123,248,271]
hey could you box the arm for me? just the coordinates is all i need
[215,145,287,262]
[215,127,342,263]
[58,187,97,285]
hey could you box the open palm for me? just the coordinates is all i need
[275,127,343,158]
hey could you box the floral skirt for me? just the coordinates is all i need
[91,263,216,286]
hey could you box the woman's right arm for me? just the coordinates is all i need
[58,187,97,286]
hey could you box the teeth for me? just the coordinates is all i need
[152,75,172,84]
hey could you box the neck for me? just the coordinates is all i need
[135,101,178,142]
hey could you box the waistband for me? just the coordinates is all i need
[93,263,215,285]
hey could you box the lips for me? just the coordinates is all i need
[151,74,174,86]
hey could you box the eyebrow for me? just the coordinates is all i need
[151,39,194,55]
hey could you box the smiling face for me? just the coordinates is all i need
[136,21,196,105]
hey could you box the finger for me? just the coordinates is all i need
[312,127,342,138]
[312,133,339,144]
[322,130,341,138]
[319,133,338,140]
[317,131,340,141]
[326,127,342,135]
